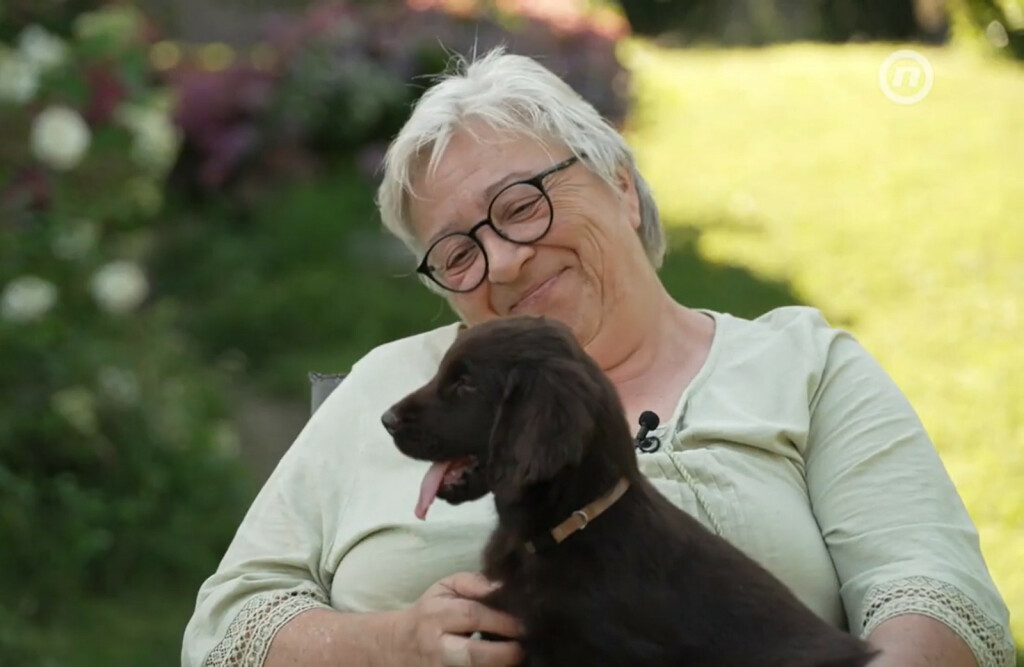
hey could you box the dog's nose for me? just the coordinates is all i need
[381,409,401,436]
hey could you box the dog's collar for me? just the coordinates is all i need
[523,477,631,555]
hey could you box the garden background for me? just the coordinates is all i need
[1,0,1021,663]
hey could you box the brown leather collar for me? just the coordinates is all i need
[524,478,631,554]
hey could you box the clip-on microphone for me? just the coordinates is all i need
[635,410,661,453]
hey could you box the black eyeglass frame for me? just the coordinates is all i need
[416,155,581,293]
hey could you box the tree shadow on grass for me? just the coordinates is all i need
[657,221,804,319]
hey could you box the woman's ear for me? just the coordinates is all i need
[614,165,641,231]
[487,361,596,502]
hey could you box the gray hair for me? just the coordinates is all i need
[376,46,666,281]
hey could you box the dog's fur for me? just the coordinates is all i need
[384,316,877,666]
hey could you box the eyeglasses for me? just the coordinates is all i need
[416,155,580,293]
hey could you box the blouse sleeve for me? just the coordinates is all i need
[802,319,1015,666]
[180,403,344,667]
[180,381,357,666]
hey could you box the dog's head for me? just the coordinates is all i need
[383,316,626,518]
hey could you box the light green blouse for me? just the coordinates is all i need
[182,306,1015,666]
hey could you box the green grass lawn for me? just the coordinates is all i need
[621,38,1024,649]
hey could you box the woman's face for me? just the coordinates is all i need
[406,123,644,346]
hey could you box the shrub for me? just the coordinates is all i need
[150,0,633,393]
[947,0,1024,60]
[616,0,954,45]
[0,5,250,634]
[160,0,631,203]
[0,0,106,43]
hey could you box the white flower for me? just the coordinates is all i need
[1,275,58,323]
[52,219,100,260]
[91,260,149,313]
[51,386,99,434]
[18,25,68,73]
[31,105,92,171]
[115,103,182,172]
[0,51,40,104]
[97,366,141,406]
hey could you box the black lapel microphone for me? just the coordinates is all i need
[635,410,661,453]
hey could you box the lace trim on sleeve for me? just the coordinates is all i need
[859,575,1016,667]
[202,586,331,667]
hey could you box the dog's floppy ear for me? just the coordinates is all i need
[487,359,598,501]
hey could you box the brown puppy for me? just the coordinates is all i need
[382,316,878,666]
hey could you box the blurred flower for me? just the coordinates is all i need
[52,219,100,260]
[31,106,92,171]
[1,275,58,323]
[97,366,141,406]
[18,25,68,73]
[149,41,183,72]
[90,260,149,313]
[51,386,99,434]
[0,51,40,104]
[197,43,236,72]
[74,5,143,51]
[115,103,182,172]
[986,21,1010,49]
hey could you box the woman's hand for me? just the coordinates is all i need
[388,571,525,666]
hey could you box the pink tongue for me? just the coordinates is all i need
[416,461,453,520]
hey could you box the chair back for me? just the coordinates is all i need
[308,372,347,415]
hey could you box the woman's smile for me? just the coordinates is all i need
[509,267,569,314]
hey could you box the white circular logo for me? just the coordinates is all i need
[878,49,934,105]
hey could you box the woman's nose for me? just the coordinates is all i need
[479,232,532,284]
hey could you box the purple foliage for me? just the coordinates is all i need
[1,167,52,226]
[170,67,277,190]
[163,1,631,199]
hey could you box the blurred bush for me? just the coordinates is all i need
[948,0,1024,59]
[0,0,107,43]
[150,0,633,394]
[160,0,630,202]
[0,3,250,645]
[617,0,1023,56]
[617,0,934,44]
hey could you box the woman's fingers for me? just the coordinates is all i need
[436,598,524,638]
[429,572,524,638]
[437,571,502,601]
[420,571,525,665]
[441,632,524,667]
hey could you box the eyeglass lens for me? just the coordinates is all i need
[425,182,552,291]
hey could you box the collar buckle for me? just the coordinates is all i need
[522,478,630,555]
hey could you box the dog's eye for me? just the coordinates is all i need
[451,375,476,396]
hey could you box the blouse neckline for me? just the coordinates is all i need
[648,308,726,441]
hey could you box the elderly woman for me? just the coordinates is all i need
[182,48,1014,666]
